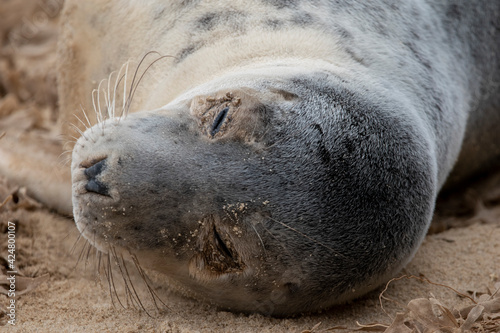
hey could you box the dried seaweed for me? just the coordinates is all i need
[328,277,500,333]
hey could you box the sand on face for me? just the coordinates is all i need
[0,1,499,331]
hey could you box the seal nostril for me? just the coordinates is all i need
[83,158,107,177]
[85,179,109,196]
[83,158,110,196]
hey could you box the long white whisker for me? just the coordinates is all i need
[72,114,88,131]
[69,122,89,142]
[106,71,115,119]
[118,60,130,121]
[91,89,102,126]
[121,61,130,120]
[124,51,167,117]
[113,61,129,120]
[58,150,74,168]
[91,89,98,120]
[126,51,160,108]
[96,79,107,133]
[80,105,94,133]
[103,90,110,119]
[125,54,173,116]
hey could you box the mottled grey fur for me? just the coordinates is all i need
[68,0,500,315]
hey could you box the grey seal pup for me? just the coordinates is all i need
[57,0,499,315]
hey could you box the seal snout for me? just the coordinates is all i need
[82,157,109,196]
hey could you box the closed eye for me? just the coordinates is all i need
[210,107,229,137]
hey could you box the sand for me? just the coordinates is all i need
[0,1,499,332]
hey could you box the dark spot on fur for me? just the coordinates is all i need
[263,0,297,9]
[194,10,247,33]
[404,41,432,70]
[196,12,218,30]
[410,28,421,41]
[180,0,200,7]
[344,47,367,66]
[264,19,283,30]
[291,12,314,26]
[389,3,400,11]
[446,4,461,20]
[176,43,202,63]
[374,22,388,36]
[341,136,355,155]
[333,24,353,40]
[313,124,331,166]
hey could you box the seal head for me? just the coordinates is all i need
[72,71,435,315]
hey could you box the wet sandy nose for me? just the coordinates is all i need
[82,157,109,196]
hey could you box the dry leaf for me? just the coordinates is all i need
[461,305,484,332]
[407,298,459,331]
[459,296,500,319]
[384,313,413,333]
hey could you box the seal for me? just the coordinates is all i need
[58,0,500,315]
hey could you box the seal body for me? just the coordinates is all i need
[60,0,500,315]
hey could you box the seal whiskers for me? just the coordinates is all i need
[71,229,168,314]
[78,52,173,139]
[130,253,169,311]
